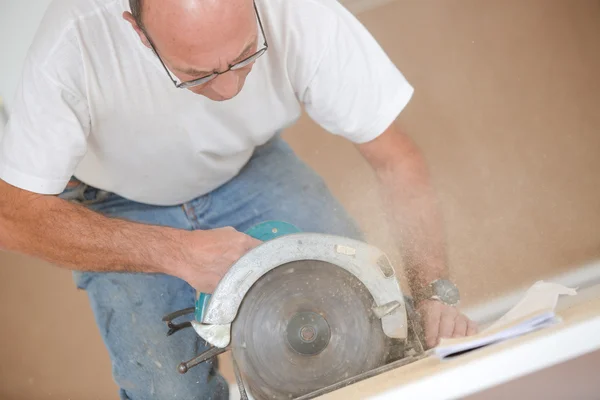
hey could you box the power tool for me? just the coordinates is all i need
[162,221,426,399]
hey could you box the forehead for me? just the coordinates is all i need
[143,0,257,67]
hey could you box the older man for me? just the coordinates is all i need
[0,0,476,398]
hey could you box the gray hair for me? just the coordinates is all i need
[129,0,144,27]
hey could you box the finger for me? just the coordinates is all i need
[467,319,479,336]
[421,303,441,349]
[438,307,457,340]
[452,315,468,338]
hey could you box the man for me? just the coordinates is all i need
[0,0,477,398]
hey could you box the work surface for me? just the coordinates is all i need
[320,296,600,400]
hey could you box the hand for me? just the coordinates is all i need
[417,299,478,348]
[170,227,261,293]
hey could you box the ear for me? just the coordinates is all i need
[122,11,152,49]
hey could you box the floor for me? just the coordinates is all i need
[1,0,600,399]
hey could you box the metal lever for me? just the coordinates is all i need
[232,354,249,400]
[162,307,195,336]
[372,301,402,318]
[177,346,229,374]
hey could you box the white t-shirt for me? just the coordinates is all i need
[0,0,413,206]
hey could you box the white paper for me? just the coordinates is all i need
[486,281,577,331]
[434,281,577,359]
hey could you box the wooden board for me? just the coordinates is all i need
[320,296,600,400]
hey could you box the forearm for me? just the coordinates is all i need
[377,154,448,292]
[0,186,180,274]
[358,124,449,295]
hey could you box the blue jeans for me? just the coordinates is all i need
[60,137,362,400]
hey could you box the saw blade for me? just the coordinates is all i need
[231,260,389,400]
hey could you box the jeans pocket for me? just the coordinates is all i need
[59,177,112,205]
[58,177,85,201]
[72,270,95,291]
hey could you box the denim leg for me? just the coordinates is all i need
[61,136,360,399]
[62,189,228,400]
[191,137,364,240]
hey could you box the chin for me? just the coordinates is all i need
[188,88,241,101]
[189,83,244,101]
[206,93,238,102]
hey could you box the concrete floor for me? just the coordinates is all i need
[1,0,600,398]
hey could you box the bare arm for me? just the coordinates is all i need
[0,179,258,292]
[357,123,447,295]
[357,122,477,347]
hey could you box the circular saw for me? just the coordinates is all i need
[162,222,425,400]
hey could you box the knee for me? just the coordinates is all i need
[155,370,229,400]
[110,325,229,399]
[117,363,229,400]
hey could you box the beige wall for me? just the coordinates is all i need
[286,0,600,305]
[1,0,599,398]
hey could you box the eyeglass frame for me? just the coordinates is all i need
[142,1,269,89]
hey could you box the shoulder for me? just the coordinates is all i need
[259,0,342,33]
[25,0,124,94]
[30,0,122,67]
[258,0,344,78]
[259,0,374,63]
[258,0,372,90]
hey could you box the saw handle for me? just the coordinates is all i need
[194,221,301,322]
[195,292,212,322]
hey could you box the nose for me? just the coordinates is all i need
[211,72,240,99]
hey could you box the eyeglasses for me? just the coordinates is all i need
[144,1,268,89]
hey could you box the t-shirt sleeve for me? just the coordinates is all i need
[299,2,414,144]
[0,49,90,194]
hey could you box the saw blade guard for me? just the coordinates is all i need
[198,233,408,347]
[232,259,393,400]
[194,221,301,322]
